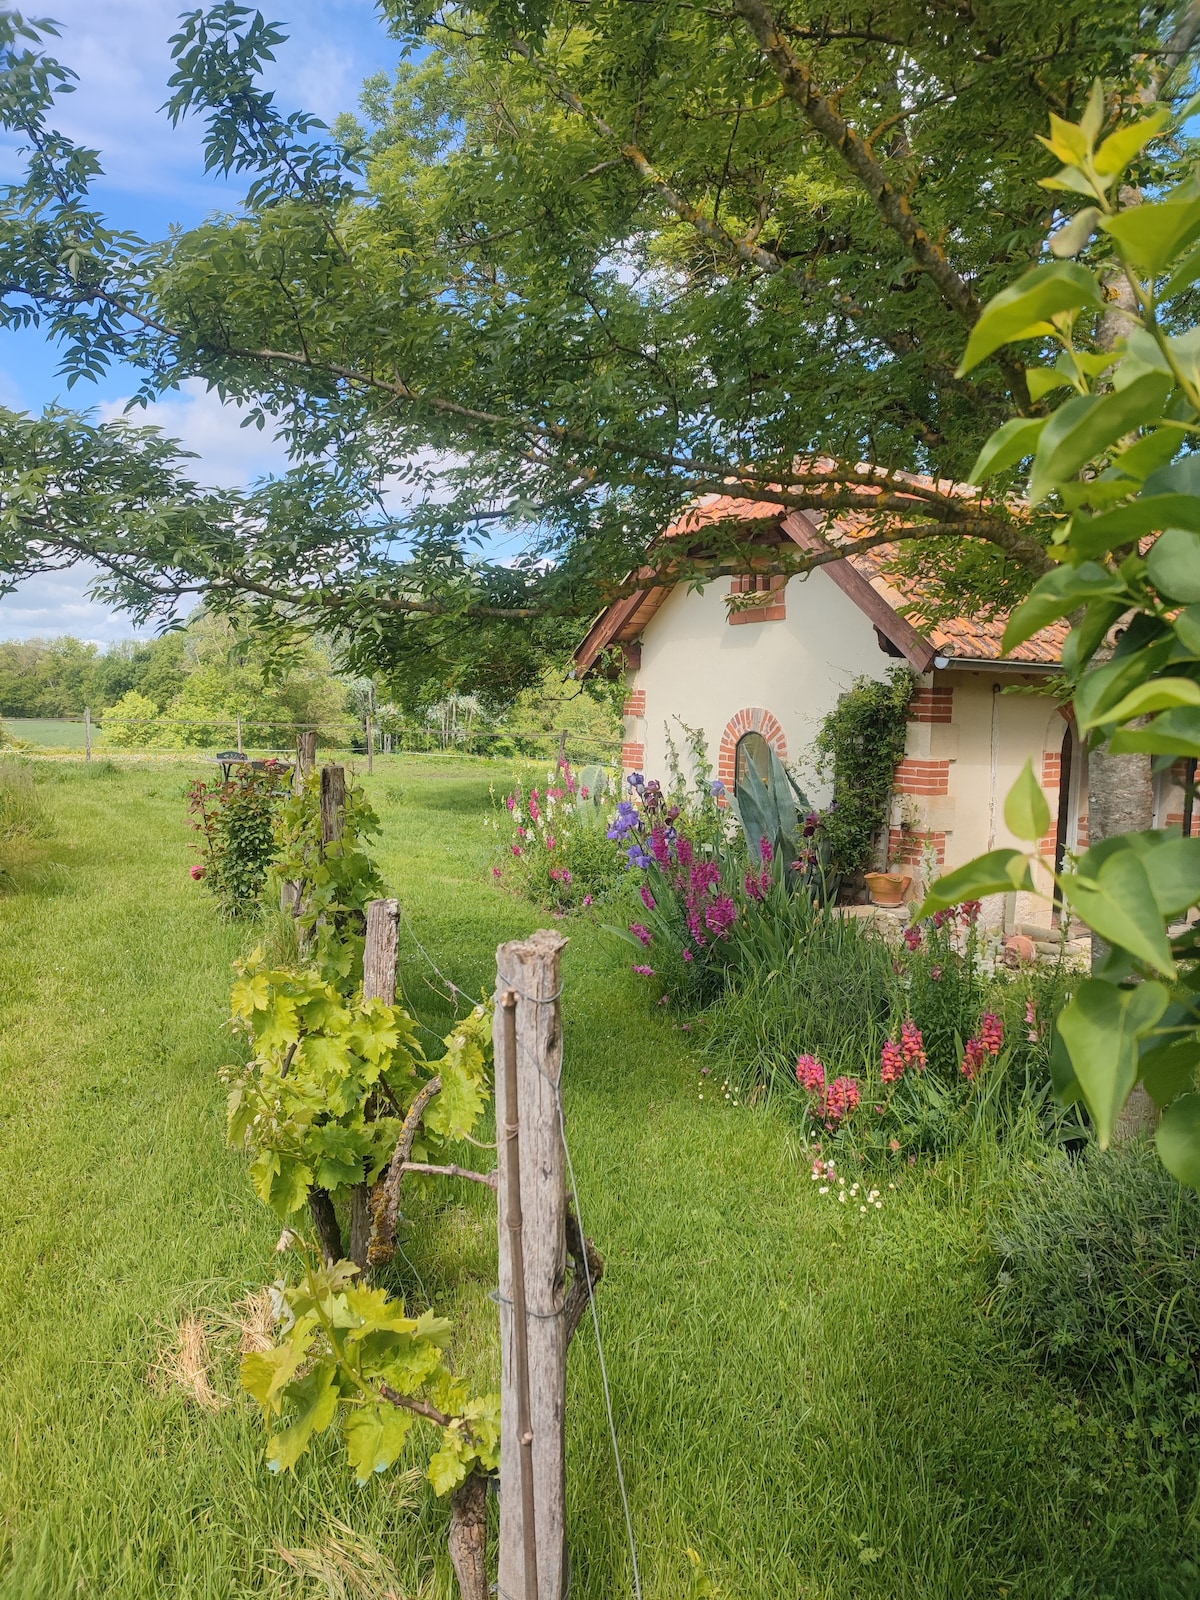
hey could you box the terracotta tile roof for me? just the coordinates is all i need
[643,496,1068,672]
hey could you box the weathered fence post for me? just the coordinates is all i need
[494,929,568,1600]
[236,711,243,753]
[296,729,317,783]
[366,713,375,773]
[84,707,92,763]
[352,897,400,1268]
[320,764,346,850]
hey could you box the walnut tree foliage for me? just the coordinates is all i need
[0,2,1198,694]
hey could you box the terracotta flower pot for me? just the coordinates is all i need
[864,870,912,908]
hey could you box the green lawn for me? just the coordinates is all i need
[0,757,1195,1600]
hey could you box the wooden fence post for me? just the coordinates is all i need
[350,897,400,1268]
[320,764,346,851]
[296,729,317,783]
[236,711,243,753]
[494,929,568,1600]
[84,707,92,763]
[366,714,374,773]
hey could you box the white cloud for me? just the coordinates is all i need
[98,382,291,488]
[0,564,159,646]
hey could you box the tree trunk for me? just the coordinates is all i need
[448,1471,491,1600]
[309,1188,343,1264]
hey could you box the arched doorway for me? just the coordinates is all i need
[734,730,771,793]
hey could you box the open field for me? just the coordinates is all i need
[0,757,1196,1600]
[2,718,92,749]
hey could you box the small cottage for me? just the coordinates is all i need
[575,495,1100,929]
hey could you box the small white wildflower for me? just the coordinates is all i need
[860,1205,867,1213]
[838,1192,847,1203]
[818,1185,829,1194]
[875,1201,883,1210]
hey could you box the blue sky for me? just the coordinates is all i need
[0,0,402,643]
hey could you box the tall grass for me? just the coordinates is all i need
[704,899,896,1094]
[0,762,53,840]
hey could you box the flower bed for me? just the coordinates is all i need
[489,761,625,910]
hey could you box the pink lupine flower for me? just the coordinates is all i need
[880,1039,905,1084]
[640,884,657,911]
[629,922,653,947]
[901,1020,927,1071]
[980,1011,1003,1055]
[796,1054,826,1092]
[821,1076,861,1124]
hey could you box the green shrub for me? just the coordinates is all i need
[187,762,292,919]
[992,1144,1200,1454]
[812,665,914,882]
[0,764,53,839]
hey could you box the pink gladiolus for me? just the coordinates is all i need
[744,871,765,901]
[880,1039,905,1084]
[629,922,653,947]
[641,884,657,911]
[676,836,694,868]
[682,948,694,962]
[796,1054,826,1092]
[760,836,774,864]
[901,1020,927,1070]
[705,895,737,936]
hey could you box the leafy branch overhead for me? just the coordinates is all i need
[921,81,1200,1187]
[3,3,1197,683]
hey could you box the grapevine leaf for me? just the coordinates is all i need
[240,1317,316,1416]
[428,1433,471,1496]
[344,1402,415,1482]
[266,1361,341,1473]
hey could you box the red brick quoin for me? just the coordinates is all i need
[894,759,950,797]
[717,708,788,791]
[621,741,646,772]
[888,829,947,868]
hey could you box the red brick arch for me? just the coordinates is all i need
[717,708,788,791]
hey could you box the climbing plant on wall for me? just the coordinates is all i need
[813,666,916,882]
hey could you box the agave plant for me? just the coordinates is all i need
[731,750,838,904]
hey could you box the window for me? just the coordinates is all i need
[730,574,775,594]
[728,573,786,624]
[735,731,771,792]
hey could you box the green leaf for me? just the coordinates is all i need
[957,263,1102,376]
[251,1150,315,1217]
[428,1433,470,1496]
[344,1402,415,1482]
[1174,606,1200,655]
[1080,832,1200,917]
[1058,979,1169,1147]
[1093,107,1171,177]
[1029,373,1174,503]
[1087,676,1200,728]
[1162,241,1200,301]
[1139,1037,1200,1107]
[240,1320,315,1416]
[968,417,1047,483]
[1109,706,1200,757]
[1026,366,1072,402]
[1002,562,1124,651]
[1048,1028,1085,1106]
[1059,849,1176,976]
[1004,759,1051,842]
[266,1362,341,1473]
[1147,528,1200,603]
[914,849,1032,919]
[1157,1092,1200,1188]
[1049,206,1101,259]
[1100,193,1200,274]
[424,1058,486,1141]
[1068,495,1200,559]
[1038,113,1090,166]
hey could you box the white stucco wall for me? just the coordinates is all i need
[624,570,894,805]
